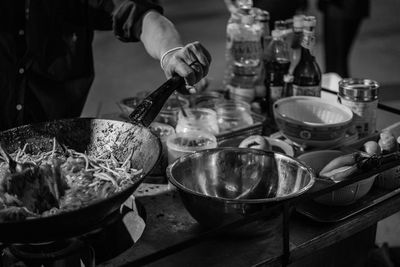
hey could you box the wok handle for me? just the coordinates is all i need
[128,75,185,127]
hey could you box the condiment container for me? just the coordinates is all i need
[154,95,190,128]
[175,108,219,135]
[338,78,379,138]
[192,91,225,110]
[166,131,217,164]
[215,99,254,133]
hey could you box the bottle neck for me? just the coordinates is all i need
[300,28,315,58]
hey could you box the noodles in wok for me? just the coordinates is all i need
[0,138,143,222]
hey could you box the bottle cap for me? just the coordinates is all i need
[303,16,316,29]
[274,20,286,30]
[293,14,305,29]
[237,0,253,10]
[271,29,284,38]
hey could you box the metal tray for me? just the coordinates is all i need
[296,186,400,223]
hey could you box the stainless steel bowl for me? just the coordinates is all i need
[166,148,315,228]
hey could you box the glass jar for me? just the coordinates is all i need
[154,95,190,128]
[338,78,379,138]
[192,91,225,110]
[166,131,218,164]
[175,108,219,135]
[216,100,254,133]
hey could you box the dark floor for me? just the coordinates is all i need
[82,0,400,247]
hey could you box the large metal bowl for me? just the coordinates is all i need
[166,148,315,229]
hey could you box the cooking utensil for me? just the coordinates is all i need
[174,92,188,117]
[0,75,185,244]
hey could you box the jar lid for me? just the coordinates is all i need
[339,78,379,101]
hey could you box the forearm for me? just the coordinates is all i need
[140,11,183,60]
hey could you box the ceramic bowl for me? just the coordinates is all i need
[298,150,377,206]
[273,96,353,148]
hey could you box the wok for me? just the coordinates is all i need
[0,76,186,244]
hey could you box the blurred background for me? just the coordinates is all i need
[82,0,400,247]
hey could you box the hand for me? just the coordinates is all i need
[161,41,211,92]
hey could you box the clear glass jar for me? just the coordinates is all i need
[175,108,219,135]
[166,131,218,164]
[216,100,254,133]
[192,91,225,110]
[154,95,190,128]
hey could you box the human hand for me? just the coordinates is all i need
[161,41,211,93]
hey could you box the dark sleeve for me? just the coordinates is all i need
[112,0,164,42]
[84,0,163,40]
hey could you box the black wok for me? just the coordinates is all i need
[0,76,186,244]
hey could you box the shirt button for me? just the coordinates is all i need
[16,104,23,111]
[18,29,25,36]
[18,68,24,74]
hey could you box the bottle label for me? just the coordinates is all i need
[338,97,378,138]
[231,40,262,66]
[292,85,321,97]
[270,86,283,103]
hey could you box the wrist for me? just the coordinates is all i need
[160,46,183,70]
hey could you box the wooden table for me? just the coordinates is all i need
[97,179,400,267]
[99,89,400,267]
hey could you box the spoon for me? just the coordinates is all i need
[174,92,188,117]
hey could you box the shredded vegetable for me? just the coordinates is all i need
[0,138,143,221]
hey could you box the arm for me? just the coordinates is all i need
[140,11,182,61]
[140,11,211,87]
[111,1,211,87]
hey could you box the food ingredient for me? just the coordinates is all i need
[320,165,358,182]
[319,152,361,175]
[378,131,398,153]
[239,135,271,151]
[363,140,381,156]
[319,152,367,182]
[0,138,142,222]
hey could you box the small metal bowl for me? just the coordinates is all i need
[298,150,377,206]
[166,148,315,229]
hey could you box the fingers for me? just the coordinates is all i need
[173,58,197,86]
[161,41,212,87]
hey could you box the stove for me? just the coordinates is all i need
[0,197,146,267]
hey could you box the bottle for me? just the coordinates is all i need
[253,9,270,110]
[224,1,262,87]
[227,65,258,103]
[265,29,290,106]
[224,0,253,86]
[283,15,304,97]
[292,16,322,97]
[288,14,305,76]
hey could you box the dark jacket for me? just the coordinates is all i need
[0,0,162,130]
